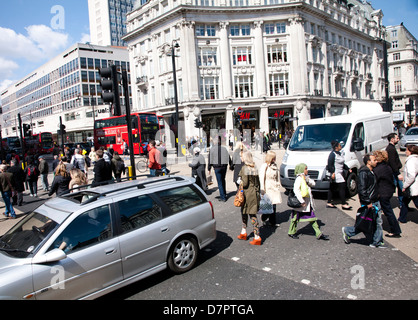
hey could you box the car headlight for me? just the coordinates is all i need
[282,151,289,164]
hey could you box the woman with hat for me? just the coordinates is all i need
[288,163,329,240]
[189,147,207,191]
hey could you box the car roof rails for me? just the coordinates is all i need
[60,175,190,205]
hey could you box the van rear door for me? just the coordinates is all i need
[364,116,392,153]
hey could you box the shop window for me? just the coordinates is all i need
[269,73,289,96]
[198,47,217,66]
[267,44,287,63]
[232,47,252,65]
[234,76,253,98]
[200,77,219,100]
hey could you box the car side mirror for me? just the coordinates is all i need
[32,249,67,264]
[352,138,364,151]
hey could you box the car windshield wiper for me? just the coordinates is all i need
[0,247,30,254]
[289,147,316,151]
[0,238,31,254]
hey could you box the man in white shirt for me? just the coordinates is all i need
[71,148,87,175]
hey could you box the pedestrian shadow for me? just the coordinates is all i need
[0,211,27,223]
[205,187,218,196]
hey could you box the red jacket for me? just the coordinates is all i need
[148,147,161,170]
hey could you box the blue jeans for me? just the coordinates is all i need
[344,201,383,245]
[379,196,402,234]
[214,167,227,200]
[41,173,49,191]
[2,191,16,218]
[394,174,404,207]
[399,196,418,223]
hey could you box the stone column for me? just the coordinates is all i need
[219,21,232,99]
[254,20,267,97]
[288,16,308,95]
[322,39,330,96]
[180,19,199,101]
[259,102,269,132]
[225,105,234,132]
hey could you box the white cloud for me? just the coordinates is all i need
[0,79,15,94]
[0,25,70,85]
[0,57,19,78]
[25,25,69,58]
[80,33,91,44]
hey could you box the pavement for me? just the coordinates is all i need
[1,143,417,263]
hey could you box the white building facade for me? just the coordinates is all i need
[0,43,131,143]
[123,0,387,141]
[88,0,135,47]
[386,24,418,124]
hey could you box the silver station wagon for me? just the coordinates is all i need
[0,176,216,300]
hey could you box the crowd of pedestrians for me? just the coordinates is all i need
[0,144,129,219]
[1,131,416,252]
[189,130,415,247]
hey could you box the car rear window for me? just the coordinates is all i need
[156,186,204,214]
[117,195,162,233]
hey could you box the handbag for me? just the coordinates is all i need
[234,183,245,207]
[403,187,411,199]
[300,177,309,198]
[258,194,274,214]
[207,173,213,185]
[287,190,302,208]
[354,205,377,235]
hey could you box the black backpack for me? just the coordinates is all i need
[116,160,125,173]
[28,165,39,179]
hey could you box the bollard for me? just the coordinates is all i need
[128,166,134,180]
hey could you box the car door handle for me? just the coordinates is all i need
[105,248,117,255]
[161,227,170,233]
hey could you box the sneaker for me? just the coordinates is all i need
[342,227,350,244]
[317,233,330,241]
[369,242,387,248]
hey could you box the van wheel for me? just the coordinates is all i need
[167,237,198,274]
[346,172,357,198]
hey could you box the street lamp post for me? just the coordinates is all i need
[171,41,180,150]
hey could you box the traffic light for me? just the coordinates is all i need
[59,123,66,135]
[194,118,203,129]
[99,65,121,116]
[23,124,31,137]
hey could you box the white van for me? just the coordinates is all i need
[280,102,393,196]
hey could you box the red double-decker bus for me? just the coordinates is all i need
[94,113,164,155]
[25,132,54,154]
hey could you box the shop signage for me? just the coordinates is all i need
[236,107,251,120]
[273,110,285,118]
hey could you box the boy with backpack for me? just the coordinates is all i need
[25,159,40,197]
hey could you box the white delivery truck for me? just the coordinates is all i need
[280,101,393,196]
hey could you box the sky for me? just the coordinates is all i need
[0,0,418,94]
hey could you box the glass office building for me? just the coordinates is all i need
[0,43,131,143]
[88,0,135,47]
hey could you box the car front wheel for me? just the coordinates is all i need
[167,237,198,274]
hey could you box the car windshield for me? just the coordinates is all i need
[406,128,418,136]
[0,212,58,258]
[289,123,351,151]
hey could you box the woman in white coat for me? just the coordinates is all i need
[288,163,329,240]
[399,145,418,223]
[259,150,282,226]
